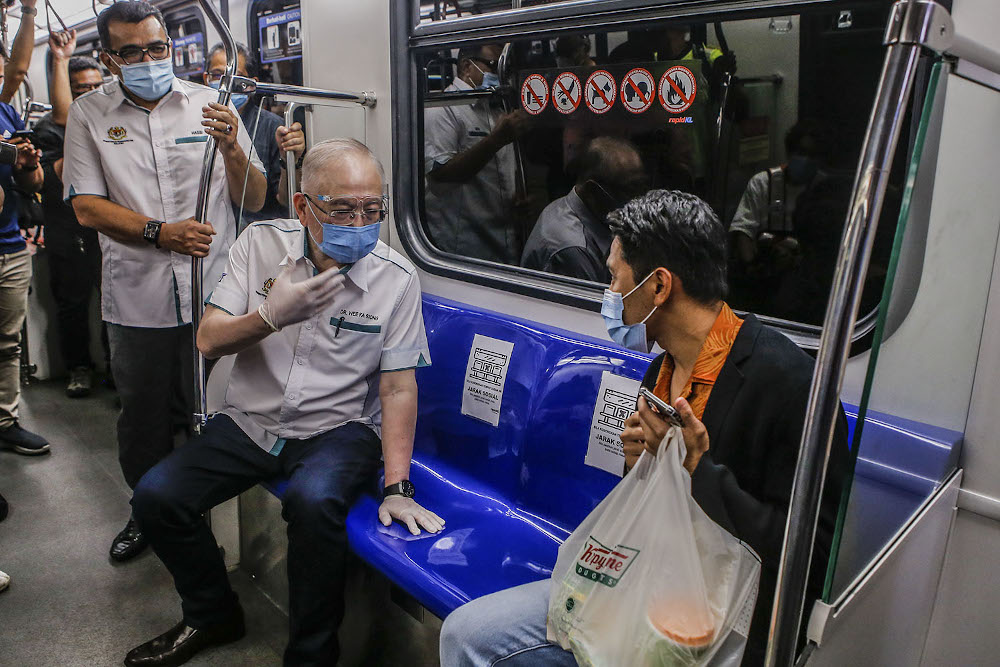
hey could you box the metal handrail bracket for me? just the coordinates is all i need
[764,1,954,665]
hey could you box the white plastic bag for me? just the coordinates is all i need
[547,427,761,667]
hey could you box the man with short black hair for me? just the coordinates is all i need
[63,0,266,562]
[441,190,849,666]
[521,137,646,282]
[34,30,109,398]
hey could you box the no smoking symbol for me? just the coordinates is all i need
[552,72,582,115]
[621,68,655,114]
[585,70,616,114]
[520,74,549,115]
[658,66,697,114]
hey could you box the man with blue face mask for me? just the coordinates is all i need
[424,43,532,264]
[203,41,288,228]
[127,138,442,667]
[440,190,848,667]
[62,0,267,564]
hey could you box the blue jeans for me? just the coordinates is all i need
[132,414,381,666]
[440,580,577,666]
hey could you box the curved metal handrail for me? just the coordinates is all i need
[764,1,954,664]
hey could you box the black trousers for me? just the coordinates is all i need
[132,415,381,666]
[47,236,107,370]
[107,323,193,489]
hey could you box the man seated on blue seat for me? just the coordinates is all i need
[440,190,848,666]
[127,138,444,667]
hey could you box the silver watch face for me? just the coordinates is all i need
[400,479,415,498]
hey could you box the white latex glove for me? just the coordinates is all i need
[258,257,346,331]
[378,495,446,536]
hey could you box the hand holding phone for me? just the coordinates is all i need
[639,387,684,428]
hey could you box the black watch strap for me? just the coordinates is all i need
[384,480,415,499]
[143,220,163,248]
[277,152,305,170]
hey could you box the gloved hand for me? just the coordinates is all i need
[378,495,446,536]
[258,257,346,331]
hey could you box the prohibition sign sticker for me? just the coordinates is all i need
[552,71,582,114]
[658,65,697,114]
[621,67,655,114]
[584,70,616,114]
[521,74,550,115]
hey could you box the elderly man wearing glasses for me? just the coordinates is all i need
[62,0,267,564]
[125,138,443,667]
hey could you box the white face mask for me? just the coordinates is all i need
[601,271,658,353]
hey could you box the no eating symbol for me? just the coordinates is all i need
[585,70,616,114]
[621,67,655,114]
[520,74,549,115]
[552,72,582,115]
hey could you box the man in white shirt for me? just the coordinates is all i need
[424,44,530,264]
[62,1,266,562]
[127,138,443,667]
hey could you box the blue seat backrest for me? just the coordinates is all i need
[415,295,652,528]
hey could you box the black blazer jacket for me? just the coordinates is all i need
[640,313,850,666]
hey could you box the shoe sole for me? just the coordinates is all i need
[8,444,50,456]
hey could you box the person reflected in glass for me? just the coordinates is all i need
[522,137,646,282]
[424,43,531,264]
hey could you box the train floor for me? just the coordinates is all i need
[0,378,287,666]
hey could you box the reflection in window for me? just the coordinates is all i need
[418,9,907,327]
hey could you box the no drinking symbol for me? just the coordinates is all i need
[520,74,549,115]
[585,70,616,114]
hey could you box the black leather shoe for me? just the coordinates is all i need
[110,518,147,562]
[124,606,245,666]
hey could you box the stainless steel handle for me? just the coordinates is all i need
[764,2,952,664]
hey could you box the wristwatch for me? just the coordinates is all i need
[384,480,415,499]
[277,152,305,170]
[20,6,37,16]
[143,220,163,248]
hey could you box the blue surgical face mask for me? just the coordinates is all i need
[471,61,500,90]
[208,79,248,109]
[786,155,818,185]
[601,271,658,353]
[305,199,381,263]
[119,58,175,101]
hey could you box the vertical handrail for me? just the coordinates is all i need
[283,102,301,217]
[191,0,238,432]
[763,2,952,664]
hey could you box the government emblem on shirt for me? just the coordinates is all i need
[107,126,127,141]
[256,277,275,297]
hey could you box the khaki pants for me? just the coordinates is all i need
[0,248,30,428]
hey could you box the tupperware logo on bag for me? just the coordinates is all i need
[574,536,640,587]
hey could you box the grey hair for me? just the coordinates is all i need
[207,41,257,77]
[300,138,385,192]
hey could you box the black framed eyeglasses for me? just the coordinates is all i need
[467,56,498,72]
[105,41,171,65]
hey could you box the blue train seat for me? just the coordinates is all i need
[260,295,962,621]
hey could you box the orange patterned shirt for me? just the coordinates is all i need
[652,303,744,421]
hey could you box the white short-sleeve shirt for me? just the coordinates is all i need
[62,78,264,328]
[206,219,432,453]
[423,77,519,264]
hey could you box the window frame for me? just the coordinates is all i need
[390,0,890,348]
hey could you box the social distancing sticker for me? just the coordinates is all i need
[658,65,697,114]
[552,71,582,114]
[621,67,655,114]
[585,70,616,114]
[461,334,515,427]
[521,74,550,115]
[585,372,641,476]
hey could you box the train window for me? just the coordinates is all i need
[419,0,574,23]
[248,0,303,87]
[164,6,208,81]
[398,2,925,342]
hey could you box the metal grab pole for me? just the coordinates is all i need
[191,0,239,432]
[283,102,301,218]
[764,2,952,665]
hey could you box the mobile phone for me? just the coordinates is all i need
[11,130,34,140]
[639,387,684,428]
